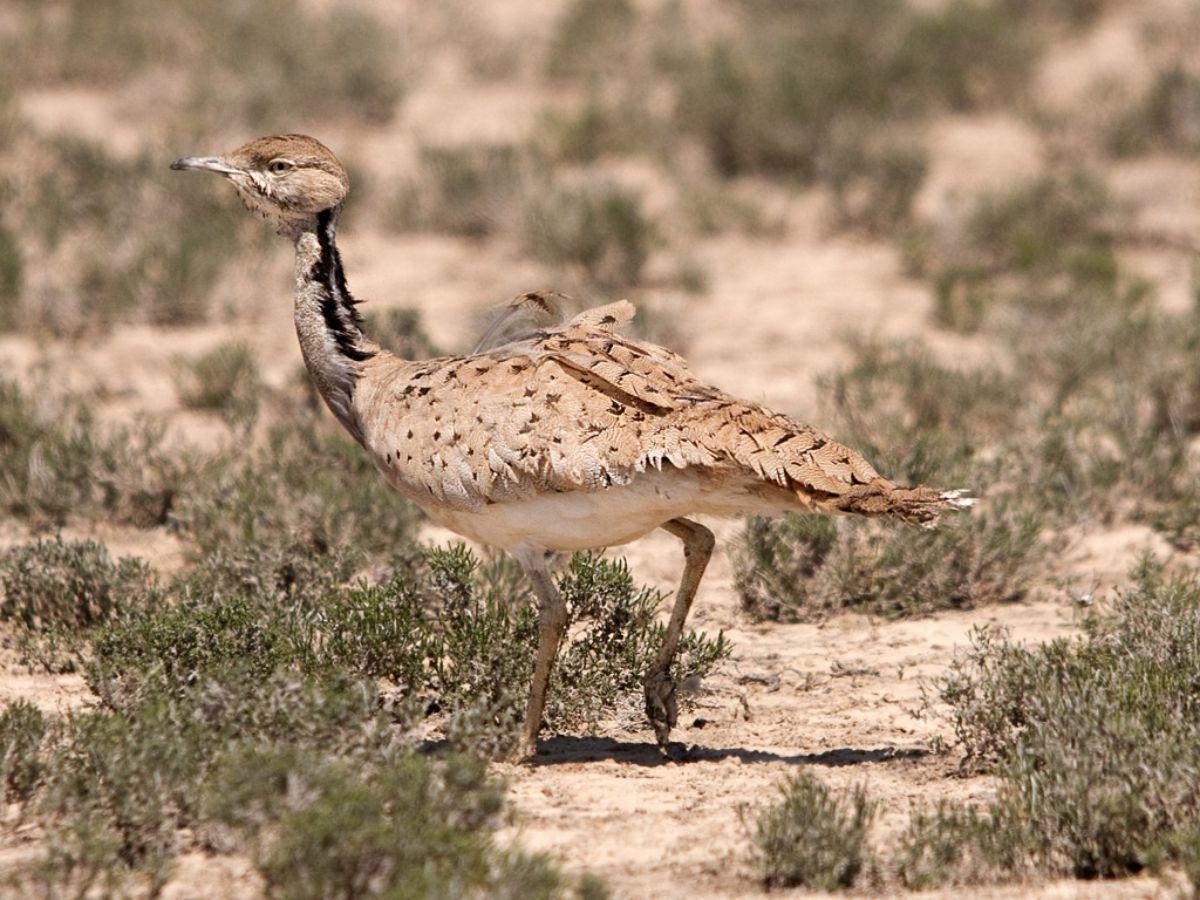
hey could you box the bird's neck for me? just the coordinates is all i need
[292,207,374,442]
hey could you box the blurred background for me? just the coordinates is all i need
[1,1,1200,896]
[3,0,1198,582]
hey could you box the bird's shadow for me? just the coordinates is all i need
[527,735,930,768]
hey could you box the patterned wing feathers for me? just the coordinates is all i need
[357,300,952,522]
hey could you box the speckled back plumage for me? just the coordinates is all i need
[354,299,948,522]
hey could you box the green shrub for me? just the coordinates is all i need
[0,701,46,802]
[821,128,929,234]
[961,169,1116,286]
[524,181,656,288]
[389,144,525,238]
[0,377,188,527]
[0,537,156,632]
[1109,65,1200,157]
[674,1,1033,181]
[364,306,441,360]
[896,801,1032,889]
[426,548,730,732]
[8,136,259,334]
[733,339,1042,621]
[817,340,1021,484]
[734,495,1040,621]
[21,669,417,895]
[173,341,260,416]
[994,0,1110,27]
[206,748,570,899]
[11,0,405,126]
[921,564,1200,882]
[0,221,22,331]
[747,770,877,891]
[88,541,728,748]
[903,0,1036,111]
[545,0,637,81]
[536,93,661,164]
[169,421,421,561]
[90,595,307,694]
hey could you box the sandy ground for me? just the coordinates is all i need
[2,1,1198,896]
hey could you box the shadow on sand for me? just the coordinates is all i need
[528,735,930,768]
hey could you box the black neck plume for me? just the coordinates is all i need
[312,208,373,363]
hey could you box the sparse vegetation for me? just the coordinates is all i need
[748,770,877,891]
[905,563,1200,886]
[173,341,260,416]
[207,747,572,900]
[524,181,656,288]
[735,497,1040,621]
[9,0,405,127]
[736,165,1200,620]
[0,377,187,528]
[1108,64,1200,157]
[365,306,441,360]
[3,137,263,334]
[2,0,1199,894]
[390,144,525,238]
[0,527,724,892]
[0,537,156,632]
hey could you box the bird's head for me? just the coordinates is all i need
[170,134,348,230]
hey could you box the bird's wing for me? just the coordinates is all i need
[357,300,884,509]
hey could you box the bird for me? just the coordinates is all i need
[171,134,971,761]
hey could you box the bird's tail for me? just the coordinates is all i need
[819,480,975,525]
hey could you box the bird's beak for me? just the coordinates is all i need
[169,155,242,176]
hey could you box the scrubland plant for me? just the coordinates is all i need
[904,562,1200,886]
[524,181,657,289]
[0,528,720,893]
[173,341,261,418]
[746,564,1200,891]
[8,0,404,127]
[0,377,187,528]
[389,144,526,238]
[747,770,877,890]
[734,167,1200,620]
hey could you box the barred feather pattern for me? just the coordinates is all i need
[353,300,956,525]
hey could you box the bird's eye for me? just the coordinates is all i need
[268,159,293,174]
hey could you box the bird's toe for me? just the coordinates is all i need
[644,671,679,747]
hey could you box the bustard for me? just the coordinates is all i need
[172,135,970,760]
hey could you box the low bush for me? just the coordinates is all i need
[734,493,1040,621]
[1108,64,1200,157]
[747,769,877,891]
[2,534,702,893]
[821,128,929,234]
[169,420,421,562]
[914,563,1200,884]
[734,170,1200,624]
[0,701,46,802]
[4,136,261,335]
[364,306,441,360]
[11,0,405,127]
[524,180,656,288]
[0,377,189,527]
[0,221,22,331]
[206,747,569,899]
[173,341,260,417]
[674,0,1034,181]
[0,537,156,632]
[389,144,525,238]
[545,0,637,82]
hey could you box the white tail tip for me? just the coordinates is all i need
[940,489,976,509]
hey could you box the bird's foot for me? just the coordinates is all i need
[513,735,539,764]
[644,670,678,749]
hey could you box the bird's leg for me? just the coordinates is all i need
[517,558,568,762]
[645,517,715,749]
